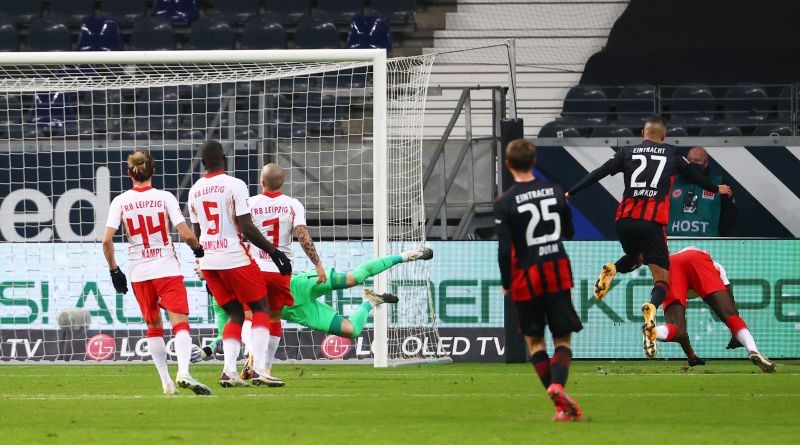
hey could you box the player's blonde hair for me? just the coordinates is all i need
[127,150,155,182]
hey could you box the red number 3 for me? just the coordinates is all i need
[262,217,280,245]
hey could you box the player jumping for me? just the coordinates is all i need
[193,247,434,367]
[566,116,732,358]
[188,140,291,388]
[102,150,211,395]
[494,139,583,422]
[653,246,775,372]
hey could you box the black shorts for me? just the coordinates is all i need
[615,218,670,269]
[514,290,583,338]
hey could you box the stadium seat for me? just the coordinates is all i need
[318,0,364,23]
[26,19,72,51]
[0,14,18,51]
[77,19,122,51]
[590,126,634,138]
[240,15,286,50]
[212,0,260,24]
[152,0,199,24]
[776,85,792,122]
[616,84,655,126]
[189,17,234,50]
[562,86,608,125]
[294,17,340,49]
[101,0,146,25]
[264,0,311,24]
[370,0,415,23]
[666,125,688,137]
[0,0,42,25]
[537,121,580,138]
[347,16,392,52]
[29,92,78,129]
[668,85,715,125]
[130,17,175,51]
[724,83,769,123]
[699,125,742,137]
[49,0,94,26]
[752,124,793,136]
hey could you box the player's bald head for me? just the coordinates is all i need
[687,146,709,168]
[642,115,667,142]
[201,140,225,171]
[261,163,284,191]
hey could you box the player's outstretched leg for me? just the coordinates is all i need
[171,320,212,396]
[401,246,433,262]
[641,303,658,358]
[705,292,775,373]
[335,290,400,338]
[593,263,616,300]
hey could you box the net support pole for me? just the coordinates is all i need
[372,49,389,368]
[506,39,518,120]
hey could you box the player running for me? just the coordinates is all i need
[188,140,291,388]
[566,116,732,358]
[239,163,327,385]
[653,246,775,372]
[193,247,434,363]
[494,139,583,422]
[102,150,211,396]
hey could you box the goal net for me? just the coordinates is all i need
[0,50,446,367]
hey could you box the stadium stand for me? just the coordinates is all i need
[294,16,340,49]
[240,14,286,50]
[152,0,199,24]
[318,0,364,24]
[101,0,147,26]
[188,16,235,50]
[211,0,260,24]
[130,16,176,51]
[265,0,311,24]
[49,0,94,26]
[348,16,392,52]
[0,13,18,51]
[0,0,42,26]
[77,18,123,51]
[26,19,72,51]
[371,0,416,23]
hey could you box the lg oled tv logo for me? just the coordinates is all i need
[320,335,352,359]
[86,334,116,361]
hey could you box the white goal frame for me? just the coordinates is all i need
[0,49,392,368]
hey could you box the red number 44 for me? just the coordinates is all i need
[126,213,168,248]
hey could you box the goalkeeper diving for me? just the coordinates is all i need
[193,247,434,372]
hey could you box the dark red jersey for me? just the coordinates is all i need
[494,178,574,301]
[568,140,720,225]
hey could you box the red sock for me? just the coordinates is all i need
[725,315,747,335]
[529,350,551,390]
[270,320,282,337]
[222,322,242,341]
[664,323,677,341]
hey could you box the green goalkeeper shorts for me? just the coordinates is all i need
[281,299,340,333]
[283,268,344,333]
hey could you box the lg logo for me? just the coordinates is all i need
[86,334,116,361]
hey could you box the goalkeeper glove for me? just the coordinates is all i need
[192,245,205,258]
[269,249,292,275]
[110,267,128,294]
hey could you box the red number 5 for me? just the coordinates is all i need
[203,201,220,235]
[262,217,280,245]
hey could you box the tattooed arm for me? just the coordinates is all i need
[295,225,326,284]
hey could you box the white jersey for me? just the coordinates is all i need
[248,192,306,272]
[105,187,185,282]
[187,172,253,270]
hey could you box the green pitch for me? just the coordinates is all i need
[0,361,797,444]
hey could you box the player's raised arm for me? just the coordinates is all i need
[676,156,732,196]
[567,149,625,197]
[295,225,326,283]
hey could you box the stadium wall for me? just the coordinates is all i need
[1,240,798,362]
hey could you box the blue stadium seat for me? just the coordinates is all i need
[753,124,792,136]
[724,83,769,123]
[294,17,339,49]
[0,14,18,51]
[189,17,234,50]
[152,0,199,24]
[370,0,415,23]
[77,19,122,51]
[616,84,655,126]
[101,0,146,25]
[26,20,72,51]
[699,125,742,137]
[0,1,42,25]
[590,126,634,138]
[50,0,94,26]
[318,0,364,23]
[241,15,286,49]
[130,17,175,51]
[668,85,715,125]
[562,86,608,125]
[347,16,392,52]
[264,0,310,24]
[537,121,580,138]
[212,0,260,24]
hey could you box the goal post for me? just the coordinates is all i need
[0,49,445,367]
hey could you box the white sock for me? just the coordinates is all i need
[655,325,669,341]
[241,319,253,356]
[173,329,191,377]
[265,336,281,371]
[251,326,269,374]
[222,338,241,375]
[147,337,172,385]
[735,328,758,353]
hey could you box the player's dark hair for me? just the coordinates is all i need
[505,139,537,171]
[127,150,155,182]
[645,115,668,129]
[201,140,225,171]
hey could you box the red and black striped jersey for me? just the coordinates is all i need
[494,178,574,299]
[568,140,720,225]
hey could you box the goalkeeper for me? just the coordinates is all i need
[194,247,434,367]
